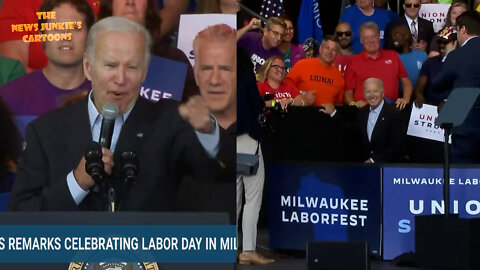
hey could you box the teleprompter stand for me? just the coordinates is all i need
[415,88,480,269]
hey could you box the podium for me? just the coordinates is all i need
[416,88,480,269]
[0,212,233,270]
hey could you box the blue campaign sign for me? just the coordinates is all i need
[268,163,382,255]
[140,56,187,102]
[383,166,480,259]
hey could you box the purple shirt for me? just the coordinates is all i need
[0,70,91,137]
[287,43,306,73]
[237,31,283,74]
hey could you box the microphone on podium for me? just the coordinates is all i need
[99,103,119,149]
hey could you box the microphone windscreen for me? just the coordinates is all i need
[102,103,119,120]
[85,140,102,154]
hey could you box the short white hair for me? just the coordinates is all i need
[363,77,384,93]
[86,16,152,67]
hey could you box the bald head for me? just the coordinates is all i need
[335,22,353,50]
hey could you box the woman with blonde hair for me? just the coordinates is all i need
[257,56,310,110]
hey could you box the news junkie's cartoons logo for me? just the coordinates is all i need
[11,11,82,43]
[68,262,159,270]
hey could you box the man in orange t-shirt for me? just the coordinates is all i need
[285,35,345,106]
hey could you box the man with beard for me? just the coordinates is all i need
[333,22,355,75]
[391,24,427,88]
[237,17,286,76]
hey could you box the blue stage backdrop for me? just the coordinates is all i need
[267,163,382,256]
[383,166,480,259]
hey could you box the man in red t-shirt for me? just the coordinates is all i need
[344,21,412,110]
[0,0,100,72]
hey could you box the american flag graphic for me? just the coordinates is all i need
[259,0,284,20]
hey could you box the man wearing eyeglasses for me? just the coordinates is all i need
[385,0,434,53]
[333,22,355,75]
[237,17,286,76]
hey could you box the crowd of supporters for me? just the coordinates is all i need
[236,1,480,264]
[238,0,480,165]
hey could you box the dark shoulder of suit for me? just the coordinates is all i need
[380,103,406,142]
[418,17,434,42]
[418,17,433,27]
[383,103,401,116]
[28,97,89,139]
[451,37,480,89]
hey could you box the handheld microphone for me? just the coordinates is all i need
[99,103,119,149]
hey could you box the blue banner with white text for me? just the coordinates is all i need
[383,166,480,259]
[268,163,381,255]
[0,225,236,262]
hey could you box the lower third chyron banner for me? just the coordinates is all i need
[383,167,480,259]
[0,225,236,263]
[267,163,382,256]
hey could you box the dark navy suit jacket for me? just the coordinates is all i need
[385,16,435,52]
[432,37,480,162]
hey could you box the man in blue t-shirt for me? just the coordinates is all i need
[374,0,399,21]
[341,0,391,53]
[391,24,427,93]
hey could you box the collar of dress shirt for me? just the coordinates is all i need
[461,36,479,47]
[87,90,135,130]
[370,99,385,113]
[361,49,384,60]
[404,14,418,27]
